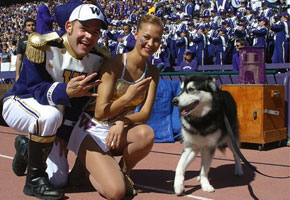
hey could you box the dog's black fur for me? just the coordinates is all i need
[176,75,239,144]
[173,74,243,194]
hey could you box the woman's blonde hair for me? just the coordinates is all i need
[137,15,163,32]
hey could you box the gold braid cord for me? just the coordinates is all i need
[25,32,62,64]
[94,44,111,59]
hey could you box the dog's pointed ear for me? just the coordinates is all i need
[180,81,184,90]
[207,76,217,91]
[210,76,218,83]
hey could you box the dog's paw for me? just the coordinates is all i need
[235,167,244,176]
[197,176,200,182]
[174,184,184,196]
[174,177,185,195]
[235,164,244,176]
[200,177,215,193]
[201,183,215,193]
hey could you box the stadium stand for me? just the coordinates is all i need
[0,0,289,143]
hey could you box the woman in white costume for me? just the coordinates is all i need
[68,15,163,200]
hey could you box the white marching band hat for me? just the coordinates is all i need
[69,4,107,29]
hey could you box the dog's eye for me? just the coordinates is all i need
[187,88,195,93]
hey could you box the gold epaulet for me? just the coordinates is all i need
[93,44,111,59]
[25,32,62,63]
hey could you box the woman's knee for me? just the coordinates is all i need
[100,181,126,200]
[136,125,155,145]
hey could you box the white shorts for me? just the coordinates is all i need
[68,112,112,155]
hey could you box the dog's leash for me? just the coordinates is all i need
[224,113,290,179]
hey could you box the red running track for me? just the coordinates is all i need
[0,126,289,200]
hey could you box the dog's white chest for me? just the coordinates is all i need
[182,129,222,148]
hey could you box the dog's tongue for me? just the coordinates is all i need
[180,101,199,116]
[181,109,188,116]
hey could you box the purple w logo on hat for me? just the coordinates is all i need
[90,7,101,16]
[69,4,108,29]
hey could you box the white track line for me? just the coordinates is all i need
[0,153,214,200]
[0,153,13,159]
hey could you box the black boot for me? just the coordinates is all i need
[23,135,64,200]
[12,135,28,176]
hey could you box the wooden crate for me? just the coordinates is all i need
[221,85,287,146]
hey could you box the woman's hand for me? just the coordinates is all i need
[123,77,152,103]
[105,120,124,149]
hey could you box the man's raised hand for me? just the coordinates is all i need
[66,72,101,98]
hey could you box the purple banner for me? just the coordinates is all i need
[239,47,265,84]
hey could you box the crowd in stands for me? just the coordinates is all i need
[0,0,289,72]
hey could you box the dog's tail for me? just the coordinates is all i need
[224,113,290,179]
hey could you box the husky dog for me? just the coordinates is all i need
[173,74,243,195]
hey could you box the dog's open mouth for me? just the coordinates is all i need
[180,100,199,116]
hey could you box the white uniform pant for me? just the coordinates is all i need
[49,112,113,187]
[46,142,69,187]
[2,96,63,136]
[2,96,68,187]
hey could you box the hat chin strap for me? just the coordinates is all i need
[62,33,83,60]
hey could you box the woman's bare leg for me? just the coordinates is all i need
[112,124,155,175]
[78,135,126,200]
